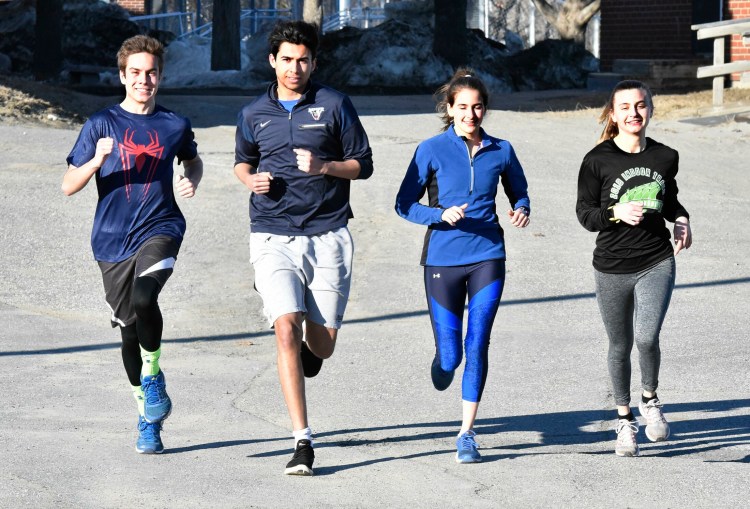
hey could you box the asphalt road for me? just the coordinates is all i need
[1,93,749,508]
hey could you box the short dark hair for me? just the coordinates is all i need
[268,20,320,60]
[117,35,164,73]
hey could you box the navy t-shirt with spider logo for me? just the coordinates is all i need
[67,104,198,263]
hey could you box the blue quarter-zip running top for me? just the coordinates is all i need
[395,127,530,266]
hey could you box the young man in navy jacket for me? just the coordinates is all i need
[234,20,373,476]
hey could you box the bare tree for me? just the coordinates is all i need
[531,0,600,43]
[211,0,241,70]
[303,0,323,28]
[434,0,467,68]
[34,0,63,80]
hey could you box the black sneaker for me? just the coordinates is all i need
[301,342,323,378]
[284,439,315,476]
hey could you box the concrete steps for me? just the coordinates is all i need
[588,59,712,91]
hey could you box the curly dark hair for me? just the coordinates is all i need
[268,20,320,59]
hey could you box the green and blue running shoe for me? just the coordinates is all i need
[455,430,481,463]
[136,416,164,454]
[141,370,172,423]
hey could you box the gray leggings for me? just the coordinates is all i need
[594,257,675,406]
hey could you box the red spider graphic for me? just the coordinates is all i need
[118,128,164,202]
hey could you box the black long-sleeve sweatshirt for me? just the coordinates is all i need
[576,137,690,273]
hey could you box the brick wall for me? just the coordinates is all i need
[727,0,750,82]
[115,1,147,15]
[599,0,693,71]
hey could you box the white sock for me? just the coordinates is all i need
[293,427,313,447]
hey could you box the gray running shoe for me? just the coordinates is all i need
[615,419,639,457]
[639,398,670,442]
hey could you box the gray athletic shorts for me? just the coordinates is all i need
[249,226,353,329]
[98,235,179,327]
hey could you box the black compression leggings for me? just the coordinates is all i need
[120,274,166,386]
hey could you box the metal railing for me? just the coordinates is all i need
[130,12,197,37]
[322,7,386,33]
[130,9,293,40]
[131,7,384,41]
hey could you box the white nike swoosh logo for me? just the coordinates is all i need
[259,120,271,128]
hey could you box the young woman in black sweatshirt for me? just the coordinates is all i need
[576,80,692,457]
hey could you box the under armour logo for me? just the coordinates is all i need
[432,273,441,278]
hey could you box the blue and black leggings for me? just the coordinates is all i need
[424,259,505,403]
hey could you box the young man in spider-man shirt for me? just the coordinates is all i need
[63,35,202,454]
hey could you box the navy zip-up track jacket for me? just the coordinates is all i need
[395,127,530,266]
[235,81,373,236]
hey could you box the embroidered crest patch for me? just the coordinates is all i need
[308,107,324,121]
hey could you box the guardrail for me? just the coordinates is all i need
[691,18,750,107]
[130,12,197,37]
[131,7,385,42]
[131,9,292,40]
[322,7,385,33]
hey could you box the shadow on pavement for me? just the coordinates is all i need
[3,276,749,357]
[239,399,750,474]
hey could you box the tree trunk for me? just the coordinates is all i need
[33,0,63,80]
[433,0,467,69]
[532,0,600,44]
[303,0,323,28]
[211,0,241,71]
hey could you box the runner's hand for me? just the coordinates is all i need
[294,148,326,175]
[613,202,644,226]
[507,208,530,228]
[176,175,197,198]
[673,216,692,254]
[94,137,114,167]
[442,203,468,226]
[248,172,273,194]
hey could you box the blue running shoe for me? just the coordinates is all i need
[141,371,172,423]
[136,416,164,454]
[455,430,481,463]
[431,356,454,391]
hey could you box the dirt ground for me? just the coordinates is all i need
[2,74,750,127]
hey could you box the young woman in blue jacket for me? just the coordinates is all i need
[395,68,531,463]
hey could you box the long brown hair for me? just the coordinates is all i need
[597,80,653,144]
[434,67,489,132]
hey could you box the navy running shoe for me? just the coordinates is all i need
[455,430,481,463]
[141,371,172,423]
[136,416,164,454]
[284,439,315,476]
[431,356,454,391]
[301,342,323,378]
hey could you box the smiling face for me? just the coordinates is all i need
[610,87,652,137]
[447,87,485,141]
[269,42,316,100]
[119,52,160,112]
